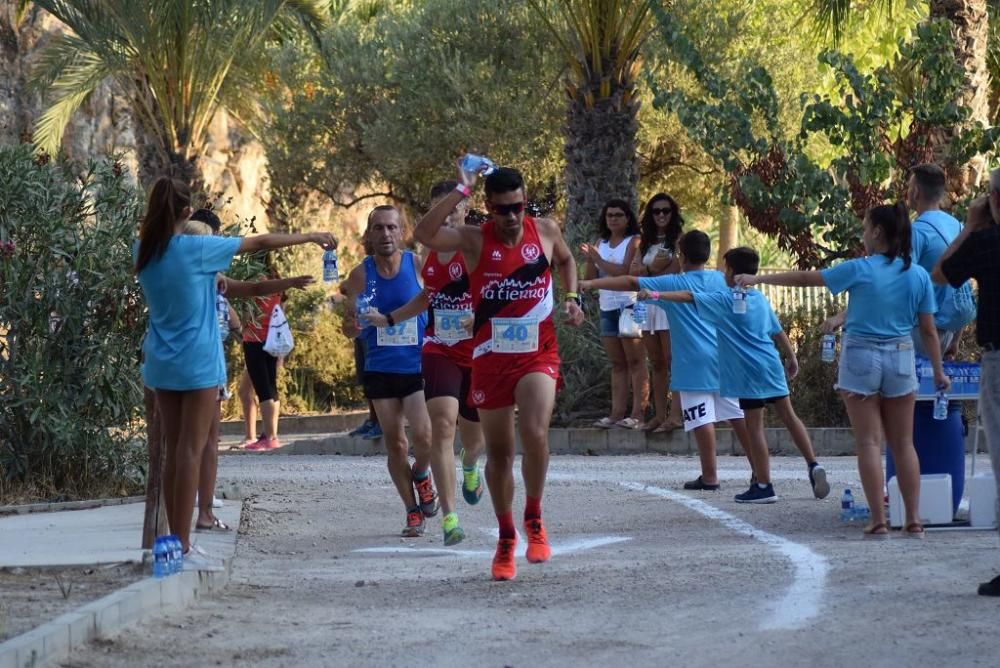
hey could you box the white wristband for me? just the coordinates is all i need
[455,184,471,198]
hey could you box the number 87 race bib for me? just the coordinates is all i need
[490,316,539,353]
[376,319,418,346]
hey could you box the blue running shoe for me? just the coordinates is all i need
[349,419,374,438]
[362,422,383,441]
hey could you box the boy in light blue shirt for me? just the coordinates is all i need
[645,247,830,504]
[582,231,754,492]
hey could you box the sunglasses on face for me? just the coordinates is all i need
[606,211,626,219]
[489,202,525,216]
[652,206,673,216]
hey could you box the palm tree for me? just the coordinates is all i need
[529,0,653,245]
[29,0,328,189]
[812,0,990,197]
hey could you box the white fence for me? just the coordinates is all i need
[757,267,845,318]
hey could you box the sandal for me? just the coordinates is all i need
[641,418,664,432]
[195,517,232,533]
[904,523,925,539]
[863,522,890,538]
[615,417,640,430]
[653,420,683,434]
[593,417,617,429]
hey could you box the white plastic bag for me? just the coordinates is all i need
[263,304,294,357]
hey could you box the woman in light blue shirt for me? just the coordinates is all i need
[135,177,335,565]
[737,203,949,539]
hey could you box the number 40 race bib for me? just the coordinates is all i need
[376,319,418,347]
[491,316,539,354]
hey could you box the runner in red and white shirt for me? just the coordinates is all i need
[365,181,486,546]
[415,163,584,581]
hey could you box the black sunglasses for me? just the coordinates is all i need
[490,202,526,216]
[651,206,673,216]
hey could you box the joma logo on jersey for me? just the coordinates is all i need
[448,263,463,281]
[426,265,435,275]
[521,243,541,263]
[491,249,503,261]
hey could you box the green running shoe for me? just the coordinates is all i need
[460,449,483,506]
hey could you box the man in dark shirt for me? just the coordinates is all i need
[933,170,1000,597]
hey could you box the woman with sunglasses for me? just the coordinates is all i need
[630,193,685,432]
[581,199,648,429]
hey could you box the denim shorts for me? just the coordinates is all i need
[599,309,621,337]
[837,334,918,398]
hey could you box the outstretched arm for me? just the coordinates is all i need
[736,271,824,288]
[238,232,336,254]
[221,275,315,299]
[580,275,640,292]
[637,289,693,303]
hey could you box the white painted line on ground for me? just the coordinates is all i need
[620,481,829,631]
[353,531,631,559]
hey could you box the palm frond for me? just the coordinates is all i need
[810,0,898,45]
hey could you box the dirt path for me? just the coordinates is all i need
[60,454,999,667]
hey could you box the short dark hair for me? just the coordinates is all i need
[430,180,458,200]
[190,207,221,232]
[678,230,711,264]
[723,247,760,275]
[366,204,398,229]
[909,164,946,203]
[484,168,524,198]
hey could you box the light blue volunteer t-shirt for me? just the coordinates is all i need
[136,234,242,390]
[820,256,936,339]
[694,289,789,400]
[911,210,962,329]
[638,269,727,392]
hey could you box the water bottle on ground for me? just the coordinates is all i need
[633,301,647,328]
[732,287,747,314]
[460,153,497,177]
[322,249,339,283]
[933,390,949,420]
[821,334,836,363]
[167,535,183,574]
[839,488,855,522]
[152,537,171,578]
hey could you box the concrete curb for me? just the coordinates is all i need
[0,496,146,517]
[0,508,241,668]
[219,411,367,437]
[274,427,983,458]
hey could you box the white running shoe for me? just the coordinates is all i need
[212,495,223,509]
[182,544,224,572]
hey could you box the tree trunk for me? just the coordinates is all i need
[716,205,740,270]
[563,96,640,248]
[130,91,204,192]
[929,0,990,201]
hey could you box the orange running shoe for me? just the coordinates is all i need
[412,470,440,518]
[524,518,551,563]
[491,538,517,580]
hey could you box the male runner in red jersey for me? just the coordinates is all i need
[415,163,584,581]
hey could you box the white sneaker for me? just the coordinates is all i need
[212,495,223,509]
[182,544,224,572]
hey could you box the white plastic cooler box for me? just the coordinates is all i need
[887,474,954,528]
[968,473,998,529]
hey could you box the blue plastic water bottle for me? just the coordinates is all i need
[732,287,747,314]
[216,294,229,340]
[152,537,170,578]
[933,390,948,420]
[167,535,183,574]
[322,249,339,283]
[821,334,836,363]
[633,301,647,327]
[839,488,854,522]
[460,153,496,176]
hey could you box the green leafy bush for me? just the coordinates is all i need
[0,145,146,501]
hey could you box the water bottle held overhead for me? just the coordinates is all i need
[460,153,496,177]
[322,249,339,283]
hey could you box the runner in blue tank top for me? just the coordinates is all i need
[341,205,437,538]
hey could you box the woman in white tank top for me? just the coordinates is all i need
[628,193,685,432]
[581,199,648,429]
